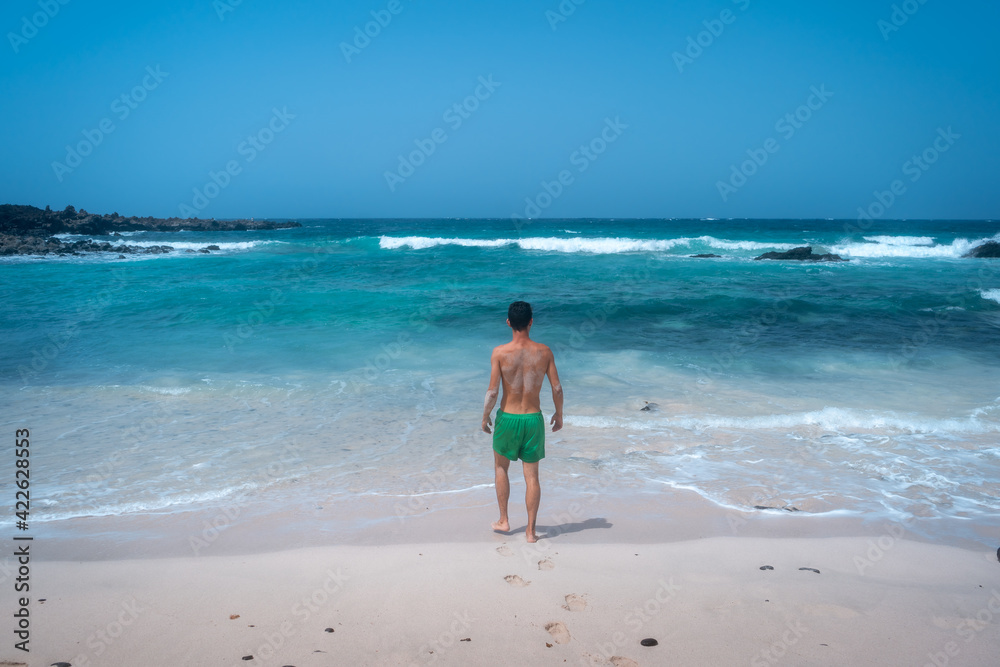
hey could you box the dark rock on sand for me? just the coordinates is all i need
[640,402,659,412]
[799,567,821,574]
[754,246,847,262]
[324,628,334,633]
[691,253,722,258]
[965,241,1000,258]
[242,656,254,661]
[760,565,774,571]
[50,663,72,667]
[640,638,659,647]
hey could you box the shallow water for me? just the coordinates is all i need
[3,218,999,544]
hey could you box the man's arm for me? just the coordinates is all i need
[482,349,501,433]
[546,349,564,432]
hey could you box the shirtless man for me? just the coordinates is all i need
[482,301,563,543]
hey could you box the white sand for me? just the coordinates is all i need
[18,535,1000,667]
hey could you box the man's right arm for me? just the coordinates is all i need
[482,349,501,433]
[546,349,563,432]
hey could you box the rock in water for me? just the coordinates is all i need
[996,546,999,563]
[640,402,659,412]
[690,253,721,258]
[754,246,847,262]
[965,241,1000,258]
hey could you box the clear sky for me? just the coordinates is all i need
[2,0,998,220]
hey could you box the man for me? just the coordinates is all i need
[482,301,563,543]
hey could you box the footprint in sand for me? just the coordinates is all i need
[538,559,555,570]
[496,545,514,557]
[505,574,530,587]
[544,621,571,644]
[611,658,639,667]
[562,594,587,612]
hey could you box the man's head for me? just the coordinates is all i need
[507,301,532,331]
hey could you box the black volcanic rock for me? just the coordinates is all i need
[691,253,722,258]
[0,204,300,257]
[965,241,1000,258]
[754,246,847,262]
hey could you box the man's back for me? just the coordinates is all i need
[494,339,553,414]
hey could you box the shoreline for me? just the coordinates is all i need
[26,484,1000,562]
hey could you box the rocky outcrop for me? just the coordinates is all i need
[754,246,847,262]
[965,241,1000,258]
[0,204,299,256]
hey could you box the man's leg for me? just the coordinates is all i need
[492,451,511,533]
[522,460,540,543]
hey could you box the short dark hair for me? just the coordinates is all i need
[507,301,532,331]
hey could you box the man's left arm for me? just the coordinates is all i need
[482,349,501,433]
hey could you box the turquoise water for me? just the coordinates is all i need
[2,219,1000,542]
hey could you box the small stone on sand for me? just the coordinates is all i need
[640,638,659,647]
[241,657,254,661]
[760,565,774,570]
[460,638,471,642]
[799,567,821,574]
[230,614,240,619]
[324,628,334,633]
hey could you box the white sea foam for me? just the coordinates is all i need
[566,407,1000,434]
[830,237,986,259]
[378,235,796,254]
[981,289,1000,304]
[863,235,935,246]
[52,235,270,252]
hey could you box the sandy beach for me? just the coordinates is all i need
[12,491,1000,667]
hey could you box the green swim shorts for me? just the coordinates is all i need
[492,410,546,463]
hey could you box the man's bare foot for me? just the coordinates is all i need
[526,531,541,543]
[492,519,510,533]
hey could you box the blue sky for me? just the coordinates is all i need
[2,0,998,220]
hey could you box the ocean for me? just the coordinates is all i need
[3,218,1000,548]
